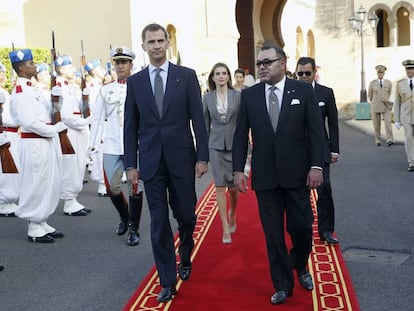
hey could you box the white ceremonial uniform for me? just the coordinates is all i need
[9,77,63,237]
[57,77,90,212]
[87,78,105,187]
[0,88,20,215]
[35,82,52,113]
[90,79,143,193]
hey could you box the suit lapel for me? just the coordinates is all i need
[163,63,179,116]
[278,79,296,127]
[137,67,160,119]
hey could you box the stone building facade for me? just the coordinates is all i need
[0,0,413,113]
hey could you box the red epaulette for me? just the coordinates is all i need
[16,85,23,93]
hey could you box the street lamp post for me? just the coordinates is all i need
[349,6,379,103]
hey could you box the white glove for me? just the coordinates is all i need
[87,146,99,157]
[395,122,401,130]
[0,133,10,146]
[0,92,5,104]
[51,86,62,97]
[53,121,68,133]
[82,87,91,96]
[84,116,92,125]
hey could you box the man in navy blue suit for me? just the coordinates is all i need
[296,57,340,245]
[232,44,325,305]
[123,23,209,303]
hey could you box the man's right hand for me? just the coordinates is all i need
[126,168,139,185]
[395,122,401,130]
[233,171,248,193]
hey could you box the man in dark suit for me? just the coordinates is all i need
[232,44,325,305]
[124,23,209,303]
[296,57,340,245]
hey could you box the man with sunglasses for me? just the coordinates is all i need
[233,45,324,305]
[296,57,339,246]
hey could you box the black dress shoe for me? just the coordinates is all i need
[28,235,55,243]
[64,209,88,216]
[376,142,381,146]
[126,228,140,246]
[387,141,394,146]
[408,165,414,172]
[156,286,177,303]
[320,232,339,244]
[0,265,3,271]
[298,269,314,291]
[117,222,128,235]
[271,289,292,305]
[178,263,192,281]
[0,212,16,217]
[47,230,64,239]
[83,208,92,213]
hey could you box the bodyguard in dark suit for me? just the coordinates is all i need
[124,23,209,303]
[296,57,339,244]
[232,44,325,305]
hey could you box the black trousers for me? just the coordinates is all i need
[144,158,197,287]
[256,186,313,292]
[317,163,335,234]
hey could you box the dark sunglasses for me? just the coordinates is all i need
[256,57,283,68]
[297,71,312,77]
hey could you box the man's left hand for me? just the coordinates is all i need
[196,162,208,178]
[306,168,323,189]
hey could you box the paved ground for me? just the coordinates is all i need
[1,118,413,311]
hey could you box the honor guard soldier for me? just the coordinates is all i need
[84,59,107,197]
[0,61,19,217]
[368,65,393,146]
[35,63,52,112]
[55,55,91,215]
[89,46,143,246]
[394,60,414,171]
[9,49,65,243]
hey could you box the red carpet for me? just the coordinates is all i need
[123,185,360,311]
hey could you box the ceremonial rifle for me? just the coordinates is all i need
[0,99,18,173]
[80,40,90,118]
[50,31,75,154]
[106,44,113,79]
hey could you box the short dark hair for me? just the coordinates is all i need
[234,68,245,77]
[261,44,287,59]
[297,57,316,70]
[141,23,169,43]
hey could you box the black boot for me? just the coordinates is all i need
[126,192,143,246]
[109,192,129,235]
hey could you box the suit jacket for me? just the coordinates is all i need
[232,78,324,190]
[124,62,209,181]
[394,78,414,125]
[203,89,241,150]
[314,83,339,163]
[368,79,392,113]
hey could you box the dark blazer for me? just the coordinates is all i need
[314,83,339,163]
[124,63,209,181]
[232,78,324,190]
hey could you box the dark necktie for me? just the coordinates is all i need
[380,80,383,88]
[410,79,413,91]
[154,68,164,117]
[268,86,280,132]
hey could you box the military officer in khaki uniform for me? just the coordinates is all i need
[368,65,393,146]
[394,60,414,171]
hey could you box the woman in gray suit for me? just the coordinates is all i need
[203,62,241,244]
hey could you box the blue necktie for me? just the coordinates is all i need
[154,68,164,117]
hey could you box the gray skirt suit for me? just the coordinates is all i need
[203,89,241,187]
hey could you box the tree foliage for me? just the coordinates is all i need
[0,47,50,93]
